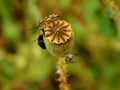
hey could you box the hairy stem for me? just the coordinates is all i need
[57,57,69,90]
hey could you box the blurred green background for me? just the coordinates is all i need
[0,0,120,90]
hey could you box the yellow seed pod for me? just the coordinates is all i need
[44,20,72,44]
[43,19,74,57]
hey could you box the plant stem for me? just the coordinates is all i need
[103,0,120,39]
[57,57,69,90]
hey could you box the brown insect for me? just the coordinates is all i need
[38,14,60,30]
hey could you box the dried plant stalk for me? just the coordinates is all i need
[57,57,69,90]
[102,0,120,38]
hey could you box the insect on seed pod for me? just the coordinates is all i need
[40,14,74,57]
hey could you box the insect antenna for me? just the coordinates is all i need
[27,21,42,34]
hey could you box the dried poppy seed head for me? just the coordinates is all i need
[44,20,72,44]
[37,14,74,57]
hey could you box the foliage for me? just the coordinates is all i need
[0,0,120,90]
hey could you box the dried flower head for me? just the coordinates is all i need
[37,14,74,57]
[44,20,72,44]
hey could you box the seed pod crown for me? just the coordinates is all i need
[39,14,72,44]
[44,20,72,44]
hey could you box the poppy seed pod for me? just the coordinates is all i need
[37,14,74,57]
[43,19,74,57]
